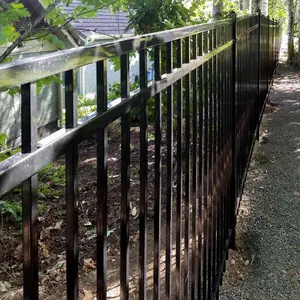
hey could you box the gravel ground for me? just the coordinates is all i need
[220,60,300,300]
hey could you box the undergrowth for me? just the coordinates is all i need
[0,148,65,225]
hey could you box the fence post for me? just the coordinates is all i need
[21,82,39,300]
[274,21,276,69]
[256,10,261,141]
[230,11,237,250]
[267,15,270,92]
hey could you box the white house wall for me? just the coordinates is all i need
[0,50,59,146]
[79,54,154,99]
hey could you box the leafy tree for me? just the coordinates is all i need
[0,0,125,63]
[269,0,287,20]
[0,0,129,97]
[125,0,196,34]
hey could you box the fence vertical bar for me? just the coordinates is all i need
[176,38,183,300]
[267,16,270,93]
[212,28,217,288]
[215,25,221,286]
[202,30,209,300]
[120,53,130,300]
[197,31,203,300]
[96,60,108,300]
[207,30,213,299]
[65,69,79,300]
[230,12,237,250]
[220,25,226,275]
[216,25,222,279]
[272,18,276,71]
[139,48,148,300]
[256,10,261,141]
[191,34,198,300]
[184,35,191,300]
[165,41,173,300]
[21,82,38,300]
[153,45,162,300]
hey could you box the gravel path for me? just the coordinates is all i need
[220,61,300,300]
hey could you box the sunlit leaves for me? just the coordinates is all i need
[45,7,70,26]
[269,0,287,21]
[46,33,65,49]
[126,0,197,34]
[0,25,19,44]
[0,133,7,150]
[36,75,64,94]
[0,2,29,45]
[7,87,21,97]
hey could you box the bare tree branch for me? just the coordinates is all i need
[0,0,121,63]
[0,0,62,63]
[0,0,8,9]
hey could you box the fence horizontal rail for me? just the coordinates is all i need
[0,18,234,88]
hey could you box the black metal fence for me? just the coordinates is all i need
[0,11,280,300]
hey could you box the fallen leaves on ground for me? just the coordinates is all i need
[0,281,11,292]
[83,258,96,272]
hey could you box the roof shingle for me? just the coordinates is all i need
[63,0,133,39]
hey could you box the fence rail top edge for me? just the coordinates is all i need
[0,16,240,89]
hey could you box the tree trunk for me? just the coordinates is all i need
[298,0,300,65]
[287,0,295,63]
[240,0,252,13]
[212,0,223,21]
[261,0,268,15]
[253,0,261,12]
[249,0,252,13]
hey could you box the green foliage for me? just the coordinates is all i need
[78,94,97,118]
[0,200,48,225]
[45,33,66,50]
[0,147,20,163]
[222,0,240,16]
[38,163,65,199]
[108,80,145,122]
[37,75,63,94]
[0,133,7,150]
[0,160,64,225]
[0,133,8,161]
[109,53,136,72]
[0,200,22,223]
[148,132,154,142]
[269,0,287,21]
[7,86,21,97]
[125,0,195,34]
[0,2,30,45]
[0,0,128,63]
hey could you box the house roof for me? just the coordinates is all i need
[23,0,133,46]
[62,0,133,42]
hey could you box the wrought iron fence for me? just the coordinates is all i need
[0,11,280,300]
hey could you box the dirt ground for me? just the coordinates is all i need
[0,119,192,299]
